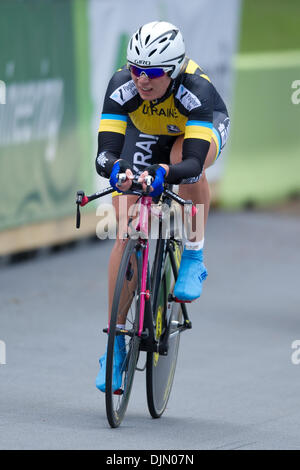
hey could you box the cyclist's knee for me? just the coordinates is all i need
[203,139,218,170]
[199,169,208,183]
[113,194,138,218]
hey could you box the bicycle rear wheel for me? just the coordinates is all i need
[146,239,183,418]
[105,238,143,428]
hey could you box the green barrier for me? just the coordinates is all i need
[221,52,300,207]
[0,0,93,231]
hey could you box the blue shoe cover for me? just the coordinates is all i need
[173,248,207,301]
[96,334,126,393]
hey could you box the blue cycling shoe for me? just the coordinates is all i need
[96,334,126,393]
[174,248,207,301]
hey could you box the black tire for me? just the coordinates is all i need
[105,238,143,428]
[146,239,183,418]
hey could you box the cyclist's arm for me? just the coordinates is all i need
[166,78,214,184]
[95,69,137,178]
[165,139,211,184]
[96,133,124,178]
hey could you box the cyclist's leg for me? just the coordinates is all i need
[170,112,230,235]
[108,193,139,325]
[171,112,230,300]
[170,140,210,300]
[97,193,138,392]
[170,135,217,235]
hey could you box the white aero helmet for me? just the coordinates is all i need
[127,21,185,79]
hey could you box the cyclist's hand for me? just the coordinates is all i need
[110,159,134,193]
[138,164,168,196]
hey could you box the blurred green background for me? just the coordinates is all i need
[240,0,300,52]
[220,0,300,207]
[0,0,93,231]
[0,0,299,256]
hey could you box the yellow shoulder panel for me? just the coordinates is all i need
[185,59,200,74]
[185,59,211,82]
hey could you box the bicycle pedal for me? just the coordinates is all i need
[113,389,123,395]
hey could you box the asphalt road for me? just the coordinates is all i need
[1,210,300,450]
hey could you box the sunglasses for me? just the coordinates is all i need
[130,65,166,79]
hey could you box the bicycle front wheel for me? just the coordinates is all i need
[146,239,183,418]
[105,238,143,428]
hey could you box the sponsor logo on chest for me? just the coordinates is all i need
[167,124,182,133]
[142,104,179,118]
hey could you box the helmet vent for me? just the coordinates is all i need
[145,34,151,45]
[148,49,157,57]
[135,46,140,55]
[159,37,168,43]
[170,30,178,40]
[159,43,170,54]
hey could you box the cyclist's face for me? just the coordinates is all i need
[131,71,171,101]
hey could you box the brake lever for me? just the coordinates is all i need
[76,190,85,229]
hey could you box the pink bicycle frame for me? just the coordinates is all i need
[132,194,197,337]
[77,184,197,337]
[134,196,152,337]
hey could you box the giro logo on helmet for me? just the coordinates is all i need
[134,60,151,66]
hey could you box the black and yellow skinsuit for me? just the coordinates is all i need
[96,58,230,185]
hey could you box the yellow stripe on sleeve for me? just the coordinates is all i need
[98,119,127,135]
[184,125,213,142]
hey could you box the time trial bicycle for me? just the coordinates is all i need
[76,175,196,428]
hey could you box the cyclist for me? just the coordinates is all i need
[95,21,230,392]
